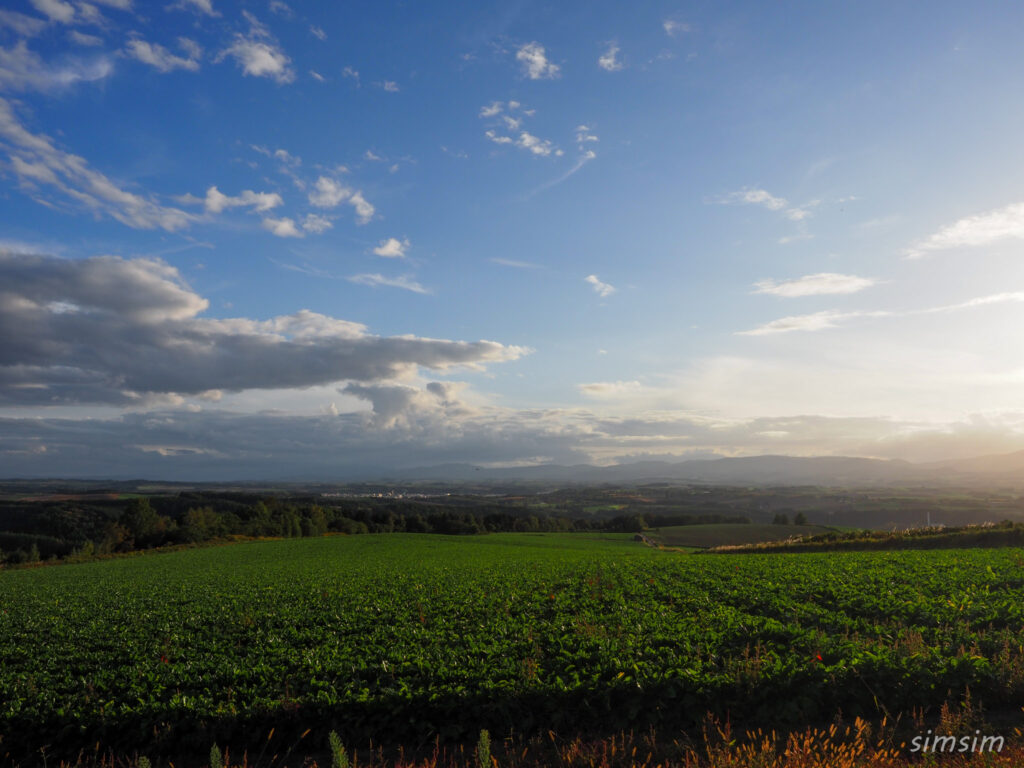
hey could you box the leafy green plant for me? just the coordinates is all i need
[476,728,492,768]
[328,730,348,768]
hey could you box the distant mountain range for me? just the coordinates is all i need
[381,450,1024,487]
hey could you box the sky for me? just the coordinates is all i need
[4,0,1024,479]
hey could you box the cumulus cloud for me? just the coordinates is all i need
[516,42,559,79]
[29,0,76,24]
[307,176,374,223]
[301,213,332,233]
[125,37,201,73]
[753,273,877,298]
[194,185,282,214]
[905,201,1024,258]
[0,97,193,230]
[261,216,302,237]
[0,41,113,92]
[373,237,409,258]
[479,101,503,118]
[218,16,294,83]
[310,25,326,40]
[598,43,623,71]
[347,273,429,294]
[585,274,615,297]
[379,80,399,92]
[0,252,525,406]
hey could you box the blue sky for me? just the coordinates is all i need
[4,0,1024,478]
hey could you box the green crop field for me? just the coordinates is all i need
[2,533,1024,763]
[647,523,836,548]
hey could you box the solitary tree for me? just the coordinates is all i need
[773,513,790,525]
[794,512,809,525]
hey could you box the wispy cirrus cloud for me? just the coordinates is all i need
[753,273,877,298]
[0,40,113,92]
[740,290,1024,335]
[0,97,193,230]
[905,201,1024,258]
[347,272,430,294]
[663,19,690,37]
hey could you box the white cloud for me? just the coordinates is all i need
[309,69,325,82]
[167,0,218,16]
[348,273,430,294]
[380,80,399,92]
[306,177,373,223]
[125,37,201,73]
[753,273,877,298]
[69,30,104,46]
[725,187,788,211]
[373,237,409,258]
[310,25,326,40]
[663,20,690,37]
[598,43,623,72]
[269,0,291,15]
[342,66,359,85]
[273,147,299,165]
[0,41,113,92]
[0,10,48,36]
[196,185,282,214]
[516,131,558,157]
[302,213,333,234]
[92,0,134,9]
[491,258,539,269]
[218,18,294,84]
[308,176,349,207]
[738,310,872,336]
[585,274,615,297]
[479,101,503,118]
[348,191,374,223]
[29,0,76,24]
[485,130,513,145]
[0,97,192,230]
[905,202,1024,258]
[261,216,303,237]
[740,290,1024,335]
[579,380,643,397]
[516,42,559,79]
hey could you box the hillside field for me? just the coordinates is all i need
[645,523,836,548]
[2,533,1024,764]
